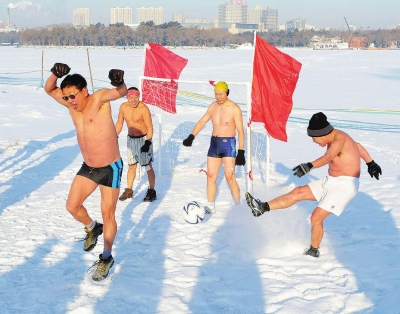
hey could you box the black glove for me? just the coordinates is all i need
[182,134,195,147]
[108,69,125,87]
[236,149,246,166]
[141,140,152,153]
[51,63,70,78]
[366,160,382,180]
[293,162,313,178]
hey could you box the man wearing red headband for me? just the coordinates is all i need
[115,87,156,202]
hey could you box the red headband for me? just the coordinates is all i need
[126,89,140,98]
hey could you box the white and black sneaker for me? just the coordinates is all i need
[88,254,114,281]
[245,192,270,217]
[303,246,320,258]
[204,206,216,214]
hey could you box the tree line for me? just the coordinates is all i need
[1,22,400,48]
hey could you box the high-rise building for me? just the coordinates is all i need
[218,3,247,26]
[73,8,90,26]
[137,7,164,25]
[286,17,306,31]
[231,0,246,4]
[110,7,132,25]
[247,5,263,24]
[263,7,278,32]
[173,12,183,24]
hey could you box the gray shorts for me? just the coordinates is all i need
[127,134,153,166]
[308,175,359,216]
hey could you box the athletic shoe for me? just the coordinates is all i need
[90,254,114,282]
[303,246,320,258]
[204,206,216,214]
[83,222,103,252]
[245,192,270,217]
[119,188,133,201]
[143,188,157,202]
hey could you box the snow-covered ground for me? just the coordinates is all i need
[0,46,399,313]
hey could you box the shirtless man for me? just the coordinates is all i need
[44,63,127,281]
[115,87,156,202]
[245,112,382,257]
[182,81,246,213]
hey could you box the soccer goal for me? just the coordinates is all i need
[139,76,271,191]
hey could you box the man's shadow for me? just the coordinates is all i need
[0,142,79,215]
[0,238,85,312]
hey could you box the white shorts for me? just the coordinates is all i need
[308,175,359,216]
[127,134,154,166]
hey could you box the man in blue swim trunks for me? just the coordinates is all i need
[182,81,246,213]
[45,63,127,281]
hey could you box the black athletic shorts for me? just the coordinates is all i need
[76,158,123,188]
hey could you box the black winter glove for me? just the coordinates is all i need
[182,134,195,147]
[366,160,382,180]
[141,140,152,153]
[108,69,125,87]
[51,63,70,78]
[293,162,313,178]
[236,149,246,166]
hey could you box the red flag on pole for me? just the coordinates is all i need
[251,35,302,142]
[141,43,188,113]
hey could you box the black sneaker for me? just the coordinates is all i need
[143,188,157,202]
[88,254,114,282]
[303,246,320,258]
[83,222,103,252]
[245,192,270,217]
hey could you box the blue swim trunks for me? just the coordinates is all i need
[207,136,237,158]
[77,158,123,188]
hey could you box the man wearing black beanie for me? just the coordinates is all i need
[245,112,382,258]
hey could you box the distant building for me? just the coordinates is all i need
[286,18,305,31]
[110,7,132,25]
[0,20,5,30]
[262,6,278,32]
[73,8,90,26]
[173,12,183,24]
[229,23,259,34]
[218,3,247,29]
[247,5,263,24]
[137,7,164,25]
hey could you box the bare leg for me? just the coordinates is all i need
[147,162,156,190]
[268,185,316,210]
[127,164,137,189]
[99,185,120,251]
[222,157,240,204]
[310,207,331,248]
[66,175,98,225]
[206,157,222,202]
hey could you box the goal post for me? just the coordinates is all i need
[138,75,271,191]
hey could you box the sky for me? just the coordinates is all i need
[0,46,400,313]
[0,0,399,30]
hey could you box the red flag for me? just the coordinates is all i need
[142,43,188,113]
[251,35,302,141]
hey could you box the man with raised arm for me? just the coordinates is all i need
[115,87,157,202]
[245,112,382,258]
[182,81,246,214]
[44,63,127,281]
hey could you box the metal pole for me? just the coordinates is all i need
[86,48,95,93]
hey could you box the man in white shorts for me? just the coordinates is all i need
[245,112,382,257]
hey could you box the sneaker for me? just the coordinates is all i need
[83,222,103,252]
[89,254,114,282]
[204,206,216,214]
[245,192,270,217]
[303,246,320,258]
[143,188,157,202]
[119,188,133,201]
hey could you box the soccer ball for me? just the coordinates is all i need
[182,201,206,224]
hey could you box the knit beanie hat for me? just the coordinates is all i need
[307,112,334,137]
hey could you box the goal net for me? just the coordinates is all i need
[139,76,271,190]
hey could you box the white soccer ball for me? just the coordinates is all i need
[182,201,206,224]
